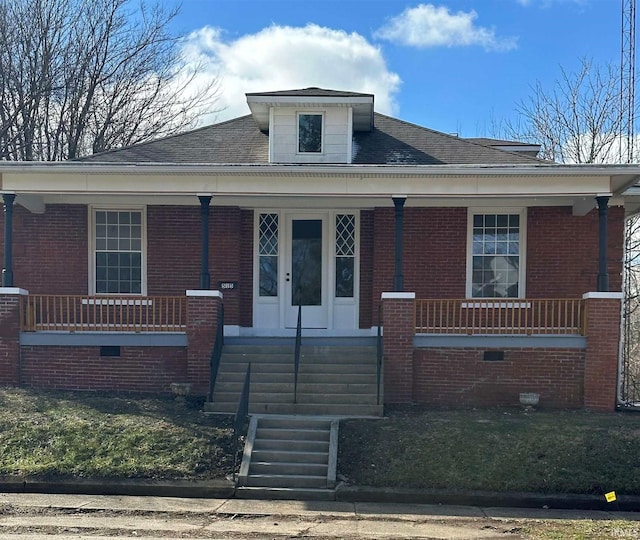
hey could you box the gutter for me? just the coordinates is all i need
[2,161,640,177]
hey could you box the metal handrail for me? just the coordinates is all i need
[207,304,224,402]
[233,362,251,482]
[415,298,586,335]
[376,303,383,405]
[294,304,302,404]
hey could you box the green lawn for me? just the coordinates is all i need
[338,408,640,495]
[0,388,235,480]
[3,388,640,497]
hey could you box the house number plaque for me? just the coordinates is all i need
[218,281,238,290]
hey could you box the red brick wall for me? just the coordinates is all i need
[147,206,242,324]
[147,206,200,295]
[527,206,624,297]
[2,205,89,294]
[373,207,469,301]
[20,346,187,393]
[359,210,374,329]
[239,210,254,328]
[413,347,585,408]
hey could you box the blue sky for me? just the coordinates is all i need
[167,0,622,137]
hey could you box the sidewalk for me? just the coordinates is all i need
[1,491,638,521]
[1,492,639,540]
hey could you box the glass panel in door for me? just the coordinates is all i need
[292,219,322,306]
[286,216,328,329]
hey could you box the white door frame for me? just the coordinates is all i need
[252,209,360,333]
[284,213,329,329]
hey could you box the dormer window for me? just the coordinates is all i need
[298,113,323,153]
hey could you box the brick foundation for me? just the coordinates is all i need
[413,347,585,408]
[20,346,186,393]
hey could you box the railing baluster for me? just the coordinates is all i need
[413,298,583,336]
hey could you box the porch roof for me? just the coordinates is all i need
[1,161,639,216]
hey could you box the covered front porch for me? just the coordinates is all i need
[0,161,636,409]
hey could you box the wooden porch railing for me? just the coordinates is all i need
[21,295,187,332]
[415,298,586,336]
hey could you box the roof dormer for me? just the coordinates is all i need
[246,88,374,164]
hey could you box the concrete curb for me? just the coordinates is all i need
[2,476,640,512]
[336,485,640,512]
[0,475,235,499]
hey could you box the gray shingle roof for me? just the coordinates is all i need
[466,137,534,147]
[83,112,543,165]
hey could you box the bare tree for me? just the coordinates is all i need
[494,57,640,404]
[0,0,219,161]
[494,58,625,163]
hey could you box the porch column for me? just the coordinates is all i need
[596,195,610,292]
[186,289,222,395]
[582,292,622,411]
[198,195,212,290]
[382,291,415,403]
[0,287,27,386]
[392,196,406,292]
[2,193,15,287]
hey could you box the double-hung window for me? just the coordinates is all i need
[468,209,525,298]
[93,209,144,294]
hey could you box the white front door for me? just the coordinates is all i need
[284,214,328,328]
[253,210,359,333]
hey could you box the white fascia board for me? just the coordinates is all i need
[2,161,640,176]
[0,173,612,199]
[0,163,635,199]
[246,95,374,107]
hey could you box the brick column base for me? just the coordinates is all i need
[382,292,415,404]
[583,292,622,411]
[0,288,27,386]
[186,290,223,396]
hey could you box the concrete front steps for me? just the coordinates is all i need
[236,415,338,501]
[204,338,383,417]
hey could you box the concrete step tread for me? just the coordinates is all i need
[247,473,327,480]
[212,392,377,404]
[253,440,330,452]
[250,460,328,468]
[256,428,330,441]
[251,448,329,457]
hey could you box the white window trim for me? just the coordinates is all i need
[465,207,527,299]
[333,211,359,304]
[88,205,148,296]
[296,111,324,155]
[254,210,281,305]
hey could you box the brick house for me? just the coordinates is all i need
[0,87,638,412]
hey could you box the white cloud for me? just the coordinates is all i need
[374,4,517,52]
[179,24,401,126]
